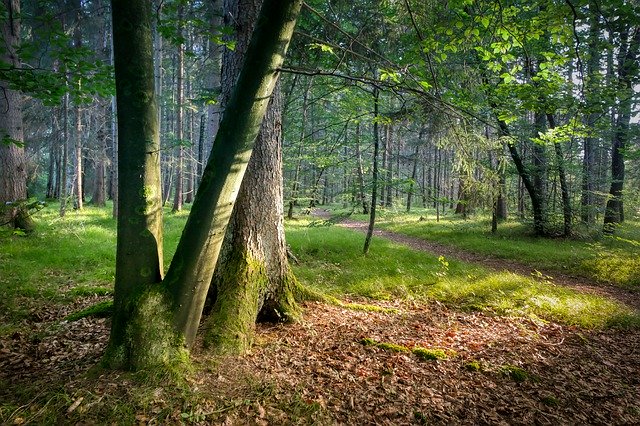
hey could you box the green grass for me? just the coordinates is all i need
[286,219,640,329]
[0,202,189,335]
[347,208,640,289]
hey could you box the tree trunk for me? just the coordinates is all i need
[546,114,571,236]
[172,5,185,213]
[287,76,312,219]
[92,103,108,207]
[201,0,223,186]
[363,87,380,254]
[355,122,368,214]
[0,0,30,230]
[603,26,639,233]
[385,124,393,207]
[59,93,69,217]
[105,0,167,370]
[406,144,419,212]
[163,0,302,349]
[205,0,299,354]
[581,2,601,225]
[73,1,83,210]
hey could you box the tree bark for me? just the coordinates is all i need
[581,2,601,224]
[363,87,380,254]
[163,0,303,349]
[355,122,368,214]
[105,0,166,370]
[172,5,185,212]
[0,0,31,230]
[603,26,640,233]
[547,113,571,236]
[205,0,299,354]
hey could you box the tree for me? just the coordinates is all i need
[106,0,165,370]
[205,0,299,354]
[0,0,31,231]
[105,0,303,369]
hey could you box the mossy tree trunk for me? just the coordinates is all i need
[106,0,170,370]
[0,0,31,231]
[205,0,299,355]
[163,0,303,348]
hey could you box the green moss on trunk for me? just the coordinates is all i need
[103,288,188,374]
[205,252,299,354]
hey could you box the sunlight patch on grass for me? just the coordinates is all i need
[351,209,640,288]
[286,222,640,329]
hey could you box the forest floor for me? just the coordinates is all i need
[336,215,640,312]
[2,209,640,424]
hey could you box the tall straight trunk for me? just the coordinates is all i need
[406,144,419,212]
[604,26,639,232]
[164,0,303,349]
[59,93,70,217]
[363,87,380,254]
[0,0,30,230]
[497,172,507,220]
[547,113,571,236]
[72,0,83,210]
[385,124,393,207]
[105,0,166,370]
[581,2,601,224]
[395,129,401,199]
[74,107,84,209]
[172,6,185,212]
[46,113,58,199]
[110,96,118,218]
[435,146,441,221]
[92,103,108,207]
[287,76,312,219]
[197,113,205,187]
[380,124,387,207]
[355,122,368,214]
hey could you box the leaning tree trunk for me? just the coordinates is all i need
[163,0,303,349]
[205,0,298,354]
[0,0,31,231]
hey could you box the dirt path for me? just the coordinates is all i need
[313,210,640,312]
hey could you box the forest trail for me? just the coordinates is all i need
[312,210,640,312]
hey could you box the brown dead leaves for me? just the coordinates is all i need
[2,296,640,424]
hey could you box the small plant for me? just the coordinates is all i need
[414,411,428,425]
[435,255,449,277]
[500,364,531,383]
[412,347,447,361]
[541,395,559,407]
[360,338,449,361]
[464,360,482,372]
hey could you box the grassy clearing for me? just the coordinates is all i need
[286,219,640,329]
[346,208,640,289]
[0,202,188,336]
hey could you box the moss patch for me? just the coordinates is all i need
[412,347,447,361]
[360,338,449,361]
[500,364,533,383]
[103,289,189,376]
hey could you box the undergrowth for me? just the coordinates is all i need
[286,219,640,329]
[348,208,640,289]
